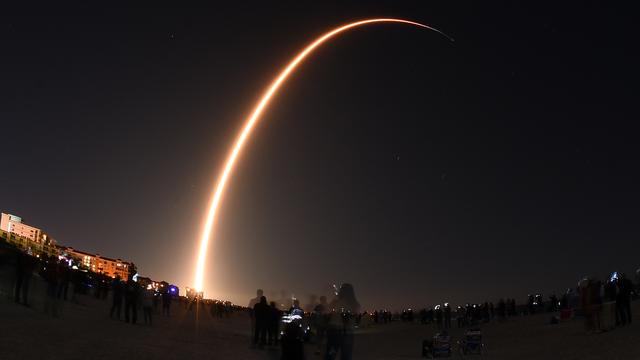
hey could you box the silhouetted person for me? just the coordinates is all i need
[153,289,160,312]
[591,280,603,331]
[13,251,26,304]
[482,302,490,322]
[188,296,198,311]
[124,277,139,324]
[70,268,84,303]
[497,298,506,319]
[268,301,282,346]
[14,252,35,306]
[435,306,443,329]
[305,294,318,315]
[253,296,269,346]
[313,296,329,354]
[549,294,558,312]
[249,289,264,340]
[456,306,466,327]
[110,276,124,319]
[617,274,633,325]
[57,260,71,300]
[100,277,110,300]
[560,293,569,310]
[162,289,172,316]
[325,283,361,360]
[580,278,599,333]
[527,295,535,315]
[43,257,60,317]
[282,299,305,360]
[443,304,451,329]
[217,301,225,318]
[142,286,153,325]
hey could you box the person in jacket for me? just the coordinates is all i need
[325,283,361,360]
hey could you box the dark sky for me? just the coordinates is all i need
[2,2,638,309]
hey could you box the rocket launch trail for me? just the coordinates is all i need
[194,19,452,293]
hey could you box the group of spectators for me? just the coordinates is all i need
[249,284,361,360]
[9,250,111,317]
[579,272,634,333]
[1,243,180,327]
[109,276,173,326]
[248,289,285,347]
[3,239,638,360]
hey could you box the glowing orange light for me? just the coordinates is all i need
[194,18,451,293]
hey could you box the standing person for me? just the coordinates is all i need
[57,260,71,300]
[483,302,490,322]
[14,252,35,306]
[142,285,154,325]
[591,280,603,332]
[162,289,172,316]
[124,276,139,324]
[580,278,597,333]
[248,289,264,342]
[527,295,535,315]
[325,283,361,360]
[100,277,110,300]
[152,288,160,312]
[43,257,60,317]
[110,276,123,319]
[617,274,633,325]
[13,251,26,304]
[443,303,452,329]
[419,308,427,325]
[253,295,269,347]
[268,301,282,346]
[70,268,83,303]
[306,294,318,314]
[435,305,443,329]
[456,306,466,328]
[313,296,330,355]
[217,301,225,318]
[282,300,305,360]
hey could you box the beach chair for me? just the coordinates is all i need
[457,328,486,357]
[422,332,452,358]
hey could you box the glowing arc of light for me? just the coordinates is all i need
[194,18,452,292]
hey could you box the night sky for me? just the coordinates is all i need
[2,3,639,309]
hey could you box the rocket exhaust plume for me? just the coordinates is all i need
[194,19,452,293]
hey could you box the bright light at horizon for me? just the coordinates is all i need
[193,18,452,294]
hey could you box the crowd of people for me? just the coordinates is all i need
[248,290,282,347]
[108,275,174,325]
[0,243,179,326]
[248,284,361,360]
[2,239,639,359]
[578,272,634,333]
[244,270,638,359]
[8,250,114,317]
[389,271,637,336]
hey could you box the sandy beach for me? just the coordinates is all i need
[1,270,638,360]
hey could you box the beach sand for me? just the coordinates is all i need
[1,271,638,360]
